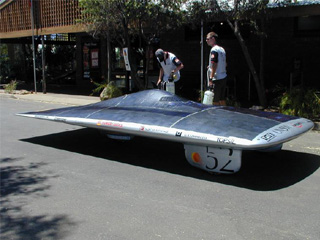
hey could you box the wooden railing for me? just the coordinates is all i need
[0,0,84,39]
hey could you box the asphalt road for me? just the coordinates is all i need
[1,96,320,240]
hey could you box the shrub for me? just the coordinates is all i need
[91,80,122,101]
[4,80,18,94]
[279,87,320,120]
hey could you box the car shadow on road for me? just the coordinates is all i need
[0,158,77,240]
[21,128,320,191]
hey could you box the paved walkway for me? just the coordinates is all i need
[0,89,99,106]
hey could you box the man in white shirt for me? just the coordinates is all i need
[155,49,184,89]
[206,32,227,106]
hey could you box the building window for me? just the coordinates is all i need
[113,47,125,70]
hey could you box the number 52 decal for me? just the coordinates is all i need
[184,144,242,174]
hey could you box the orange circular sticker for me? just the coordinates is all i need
[191,152,201,163]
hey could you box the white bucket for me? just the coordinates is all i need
[203,90,214,105]
[166,82,175,94]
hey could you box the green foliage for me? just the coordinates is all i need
[91,79,108,95]
[226,97,241,108]
[91,80,122,101]
[0,60,11,83]
[79,0,187,90]
[0,44,11,83]
[279,87,320,120]
[1,42,75,85]
[40,44,76,84]
[79,0,186,36]
[4,80,18,94]
[185,0,270,24]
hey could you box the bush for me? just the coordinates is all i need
[279,87,320,120]
[4,80,18,94]
[91,80,122,101]
[0,47,11,84]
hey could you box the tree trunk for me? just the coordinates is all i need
[144,44,150,89]
[127,47,144,91]
[227,20,267,107]
[259,18,266,97]
[107,33,111,84]
[124,36,144,91]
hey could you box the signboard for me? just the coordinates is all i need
[91,49,99,68]
[123,48,131,71]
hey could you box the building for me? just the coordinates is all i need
[1,0,319,103]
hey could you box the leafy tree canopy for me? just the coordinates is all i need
[79,0,188,90]
[79,0,187,46]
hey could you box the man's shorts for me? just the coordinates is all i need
[212,77,227,102]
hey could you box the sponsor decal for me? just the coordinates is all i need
[217,138,235,144]
[184,134,208,140]
[272,125,291,134]
[191,152,202,164]
[176,131,182,137]
[260,124,294,142]
[97,121,123,128]
[261,133,276,142]
[143,127,168,134]
[292,122,303,128]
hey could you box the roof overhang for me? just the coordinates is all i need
[1,25,86,39]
